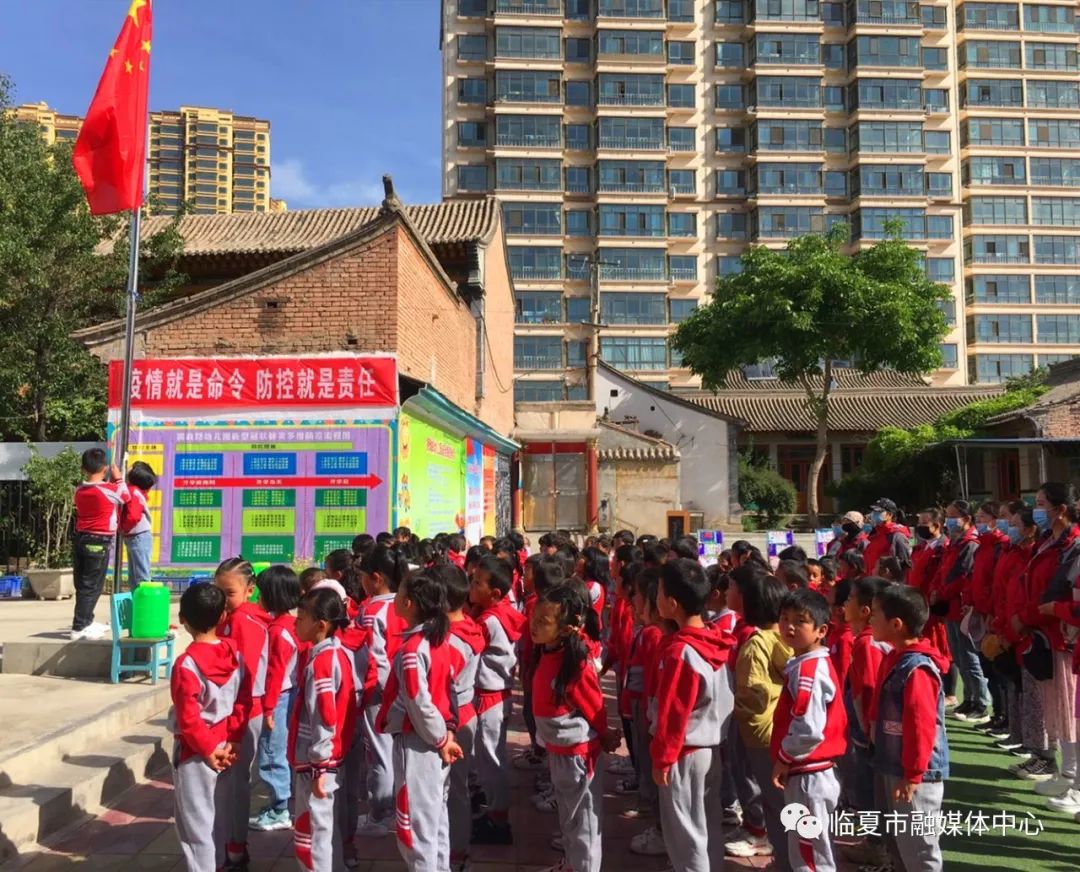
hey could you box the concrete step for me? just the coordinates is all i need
[0,717,171,863]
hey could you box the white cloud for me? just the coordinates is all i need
[272,158,387,208]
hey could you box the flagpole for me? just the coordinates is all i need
[111,207,141,592]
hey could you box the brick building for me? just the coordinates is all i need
[79,179,515,438]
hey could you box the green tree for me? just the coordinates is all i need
[738,453,797,529]
[24,447,83,568]
[0,74,184,442]
[673,223,950,526]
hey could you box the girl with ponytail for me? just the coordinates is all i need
[376,571,464,870]
[529,583,621,872]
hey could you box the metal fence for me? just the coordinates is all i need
[0,480,44,571]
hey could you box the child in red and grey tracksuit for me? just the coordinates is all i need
[121,461,156,589]
[214,559,270,868]
[170,583,248,872]
[289,589,358,872]
[443,566,486,868]
[377,572,464,871]
[532,584,621,872]
[470,555,527,843]
[650,560,733,872]
[772,589,848,872]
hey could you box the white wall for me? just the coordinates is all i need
[596,368,736,527]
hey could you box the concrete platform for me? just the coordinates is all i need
[0,599,183,679]
[0,675,173,863]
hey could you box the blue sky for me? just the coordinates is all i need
[0,0,445,207]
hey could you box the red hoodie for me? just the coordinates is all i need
[908,538,946,596]
[1018,525,1080,652]
[220,601,270,719]
[931,528,979,623]
[996,541,1035,645]
[170,638,248,762]
[605,595,635,678]
[868,639,951,783]
[969,528,1009,613]
[849,626,891,738]
[475,597,527,713]
[263,613,302,714]
[447,616,486,725]
[649,624,733,769]
[863,522,911,579]
[828,621,854,689]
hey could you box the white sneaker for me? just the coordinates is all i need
[1035,775,1074,797]
[85,622,110,639]
[69,627,91,641]
[630,824,667,856]
[725,831,774,858]
[355,815,389,838]
[1047,787,1080,813]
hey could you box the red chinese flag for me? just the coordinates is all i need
[72,0,153,215]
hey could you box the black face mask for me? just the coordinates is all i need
[916,525,934,540]
[842,522,860,537]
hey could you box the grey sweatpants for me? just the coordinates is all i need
[173,753,226,871]
[875,774,944,872]
[549,752,604,872]
[729,725,766,836]
[631,700,658,812]
[745,745,790,869]
[223,713,262,849]
[449,717,477,862]
[475,697,512,814]
[785,768,840,872]
[393,732,451,872]
[363,702,395,826]
[657,747,726,872]
[294,770,341,871]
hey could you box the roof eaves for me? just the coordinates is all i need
[598,360,746,427]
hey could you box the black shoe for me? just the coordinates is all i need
[470,787,488,814]
[950,700,975,719]
[987,720,1011,740]
[471,814,513,845]
[963,707,992,726]
[976,715,1002,732]
[224,851,250,872]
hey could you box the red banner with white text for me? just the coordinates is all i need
[108,356,398,410]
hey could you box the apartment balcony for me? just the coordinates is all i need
[669,267,697,281]
[598,181,666,193]
[495,135,563,148]
[597,1,664,19]
[668,182,696,195]
[668,139,696,153]
[515,355,565,370]
[598,137,667,151]
[599,227,667,238]
[599,266,667,281]
[495,93,563,105]
[495,179,563,192]
[494,0,562,14]
[597,93,666,107]
[513,266,563,281]
[849,13,921,25]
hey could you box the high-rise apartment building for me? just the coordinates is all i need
[15,102,274,215]
[441,0,1080,388]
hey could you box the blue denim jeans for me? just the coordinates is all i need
[256,687,296,810]
[124,531,153,589]
[946,619,990,708]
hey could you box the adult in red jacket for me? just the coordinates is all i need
[929,500,989,722]
[1011,482,1080,786]
[968,501,1011,731]
[827,511,869,560]
[909,509,955,704]
[862,498,912,581]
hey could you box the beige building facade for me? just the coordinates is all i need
[440,0,1080,388]
[15,102,273,215]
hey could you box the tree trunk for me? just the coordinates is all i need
[803,361,834,529]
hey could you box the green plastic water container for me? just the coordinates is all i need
[131,581,171,638]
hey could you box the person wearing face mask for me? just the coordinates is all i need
[968,501,1011,737]
[862,499,912,586]
[827,511,869,560]
[995,506,1045,763]
[929,500,990,725]
[908,508,956,708]
[1012,482,1080,792]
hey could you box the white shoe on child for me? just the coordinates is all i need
[1047,788,1080,814]
[725,830,774,858]
[1035,775,1074,797]
[630,824,667,856]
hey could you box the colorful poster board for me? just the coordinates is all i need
[815,528,836,557]
[696,530,725,566]
[396,412,466,538]
[766,530,795,567]
[109,356,397,569]
[465,439,484,545]
[482,446,497,535]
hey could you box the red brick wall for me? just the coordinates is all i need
[1043,401,1080,439]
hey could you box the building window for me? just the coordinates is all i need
[967,274,1031,303]
[667,84,696,108]
[459,0,487,15]
[849,35,922,67]
[716,0,745,21]
[715,126,747,152]
[599,116,665,149]
[601,292,668,324]
[1037,315,1080,344]
[597,29,664,56]
[963,79,1024,107]
[566,296,591,321]
[962,2,1019,30]
[566,80,591,106]
[668,169,695,194]
[940,343,958,369]
[515,381,565,403]
[598,159,665,192]
[973,354,1033,383]
[670,299,698,323]
[716,42,746,67]
[753,120,823,151]
[969,314,1033,343]
[514,336,564,370]
[516,292,563,324]
[753,0,822,21]
[1035,235,1080,264]
[668,0,695,20]
[1026,42,1079,71]
[496,70,561,103]
[1027,80,1080,109]
[1028,119,1080,148]
[509,246,563,280]
[754,76,821,108]
[963,157,1027,185]
[600,337,669,370]
[566,209,592,236]
[504,202,562,236]
[966,234,1031,263]
[667,41,695,64]
[1024,4,1075,33]
[924,130,951,153]
[598,247,667,280]
[667,126,696,151]
[921,4,946,28]
[496,114,561,147]
[922,46,948,69]
[967,195,1028,225]
[753,163,823,195]
[458,34,487,61]
[599,0,665,16]
[599,72,665,106]
[668,212,697,236]
[1036,275,1080,304]
[599,204,666,237]
[457,121,487,147]
[496,158,561,191]
[753,206,825,238]
[852,121,924,153]
[925,257,955,282]
[668,254,697,281]
[565,37,592,62]
[566,165,591,193]
[567,340,588,367]
[457,165,488,191]
[495,27,562,59]
[1031,159,1080,187]
[565,123,591,150]
[716,169,747,196]
[962,39,1021,69]
[718,255,743,275]
[457,78,488,104]
[754,33,820,65]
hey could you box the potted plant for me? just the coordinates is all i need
[24,447,82,600]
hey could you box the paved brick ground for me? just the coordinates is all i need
[22,697,771,872]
